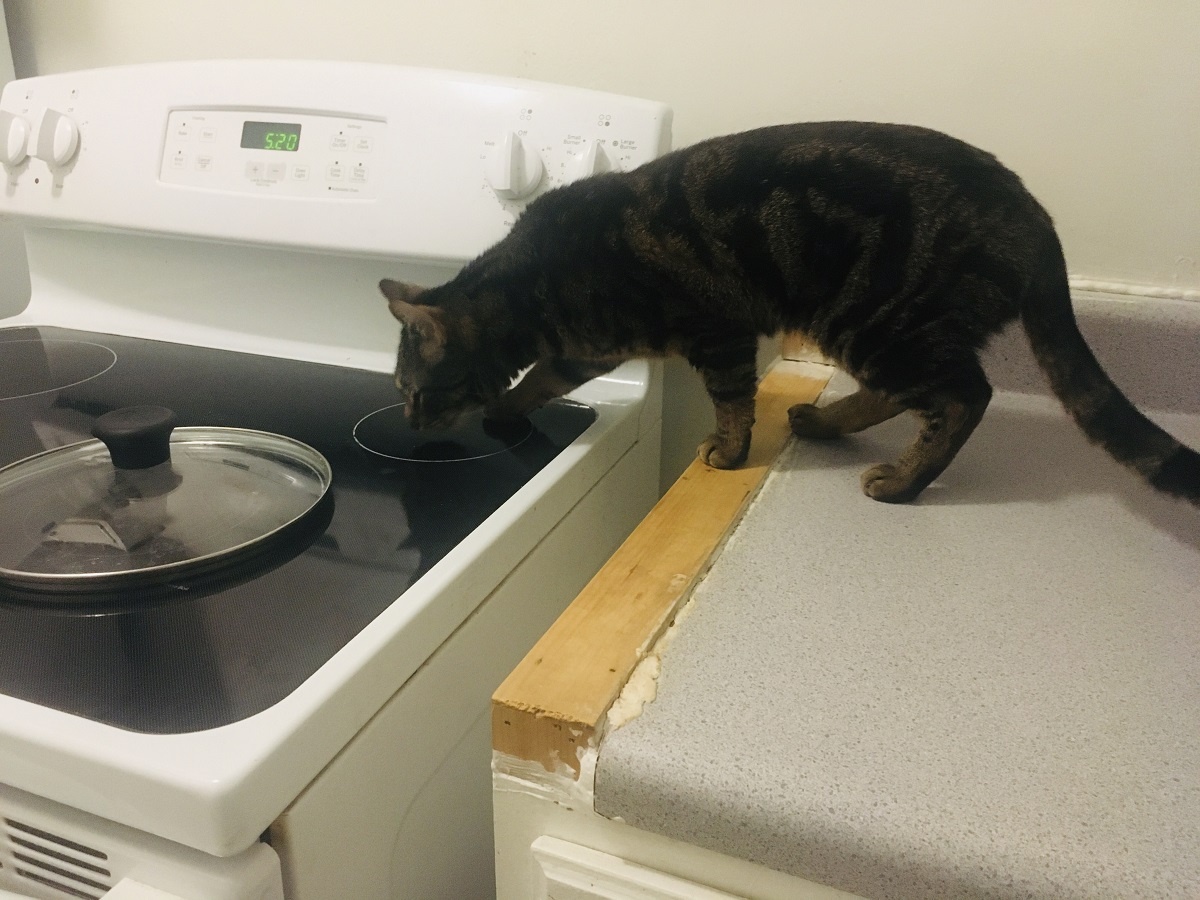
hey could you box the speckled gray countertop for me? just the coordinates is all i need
[594,298,1200,900]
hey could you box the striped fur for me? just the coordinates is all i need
[383,122,1200,505]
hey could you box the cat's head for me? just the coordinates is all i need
[380,278,488,429]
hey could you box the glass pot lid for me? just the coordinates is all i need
[0,406,332,593]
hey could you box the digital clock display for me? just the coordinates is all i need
[240,121,302,152]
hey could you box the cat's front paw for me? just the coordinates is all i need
[697,433,750,470]
[788,403,841,440]
[860,463,921,504]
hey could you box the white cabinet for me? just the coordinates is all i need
[532,837,743,900]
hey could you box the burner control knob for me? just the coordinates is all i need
[31,108,80,167]
[0,111,30,167]
[566,140,611,183]
[485,132,543,200]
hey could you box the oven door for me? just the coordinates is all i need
[0,883,188,899]
[0,867,281,900]
[0,781,284,900]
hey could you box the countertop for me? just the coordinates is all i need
[594,366,1200,899]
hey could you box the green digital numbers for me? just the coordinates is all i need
[241,121,302,152]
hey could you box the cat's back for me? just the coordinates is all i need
[503,120,1049,298]
[733,121,996,163]
[646,121,1030,207]
[518,121,1028,233]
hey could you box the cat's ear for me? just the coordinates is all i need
[380,278,428,319]
[380,279,446,364]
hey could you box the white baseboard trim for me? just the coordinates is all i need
[1068,276,1199,303]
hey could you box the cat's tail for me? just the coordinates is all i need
[1019,238,1200,507]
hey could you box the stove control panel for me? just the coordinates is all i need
[159,109,386,200]
[0,61,673,260]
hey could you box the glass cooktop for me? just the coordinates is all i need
[0,326,595,733]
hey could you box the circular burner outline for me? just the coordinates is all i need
[0,338,118,402]
[352,403,534,463]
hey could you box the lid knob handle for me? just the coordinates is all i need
[93,405,177,470]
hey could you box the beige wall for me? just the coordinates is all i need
[5,0,1199,294]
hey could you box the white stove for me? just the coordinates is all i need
[0,60,671,899]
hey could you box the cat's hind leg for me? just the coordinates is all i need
[788,388,904,440]
[858,361,992,503]
[485,357,615,420]
[689,333,759,469]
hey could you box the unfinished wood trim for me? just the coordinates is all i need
[492,362,831,776]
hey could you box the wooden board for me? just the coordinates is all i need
[492,362,831,776]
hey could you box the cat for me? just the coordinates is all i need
[380,121,1200,506]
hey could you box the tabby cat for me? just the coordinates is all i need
[380,122,1200,506]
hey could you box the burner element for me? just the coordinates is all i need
[0,337,118,401]
[353,404,533,462]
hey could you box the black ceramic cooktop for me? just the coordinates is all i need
[0,326,595,733]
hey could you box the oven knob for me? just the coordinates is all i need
[31,108,80,167]
[566,140,611,182]
[485,132,543,200]
[0,111,30,167]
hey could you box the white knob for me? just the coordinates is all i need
[0,111,30,167]
[567,140,611,182]
[31,109,80,167]
[485,132,543,200]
